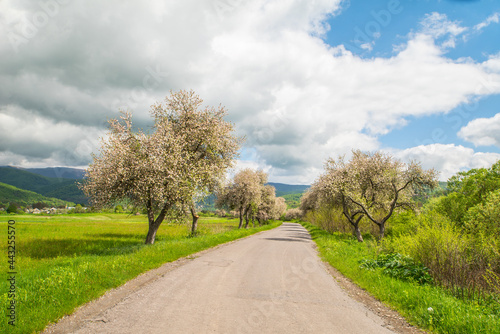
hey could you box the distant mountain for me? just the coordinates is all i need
[0,182,74,207]
[267,182,310,197]
[23,167,86,180]
[0,166,88,205]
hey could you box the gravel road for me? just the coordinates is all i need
[44,223,406,334]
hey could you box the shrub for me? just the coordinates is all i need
[6,203,17,214]
[360,253,434,285]
[387,211,500,299]
[464,189,500,237]
[304,206,351,234]
[68,204,86,214]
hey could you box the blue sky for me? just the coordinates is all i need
[325,0,500,159]
[0,0,499,183]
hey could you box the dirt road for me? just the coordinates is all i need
[45,223,410,333]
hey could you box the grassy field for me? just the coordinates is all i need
[0,213,281,334]
[301,222,500,334]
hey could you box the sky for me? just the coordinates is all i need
[0,0,500,184]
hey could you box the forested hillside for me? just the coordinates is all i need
[267,182,309,196]
[0,182,74,208]
[0,167,87,204]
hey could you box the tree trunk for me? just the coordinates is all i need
[343,210,364,243]
[378,223,385,241]
[145,222,160,245]
[244,209,250,229]
[190,207,199,235]
[354,224,364,242]
[144,200,171,245]
[238,209,243,229]
[252,216,255,228]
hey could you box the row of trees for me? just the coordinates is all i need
[215,169,287,228]
[82,90,286,244]
[301,150,438,242]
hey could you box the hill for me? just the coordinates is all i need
[0,182,74,208]
[0,167,88,204]
[267,182,309,197]
[23,167,86,179]
[266,182,309,209]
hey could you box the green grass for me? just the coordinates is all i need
[0,213,281,333]
[301,222,500,334]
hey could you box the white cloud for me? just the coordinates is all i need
[417,12,467,49]
[0,1,499,184]
[474,12,500,31]
[391,144,500,181]
[458,113,500,147]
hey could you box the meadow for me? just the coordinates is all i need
[0,213,280,334]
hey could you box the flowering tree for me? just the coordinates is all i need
[82,90,240,244]
[255,185,287,225]
[317,150,437,241]
[216,169,267,228]
[314,169,366,242]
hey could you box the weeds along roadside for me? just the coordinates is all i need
[0,214,281,334]
[300,221,500,334]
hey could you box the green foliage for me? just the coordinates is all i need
[68,204,86,214]
[412,181,448,205]
[6,203,17,213]
[114,204,124,213]
[436,161,500,226]
[360,253,434,285]
[385,210,418,237]
[304,205,352,234]
[384,210,500,301]
[281,192,302,208]
[464,189,500,237]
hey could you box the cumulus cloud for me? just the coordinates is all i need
[0,1,499,184]
[391,144,500,181]
[458,113,500,147]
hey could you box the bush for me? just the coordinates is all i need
[304,206,350,234]
[387,211,500,299]
[464,189,500,237]
[360,253,434,285]
[68,204,86,214]
[6,203,17,214]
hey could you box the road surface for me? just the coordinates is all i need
[45,223,402,333]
